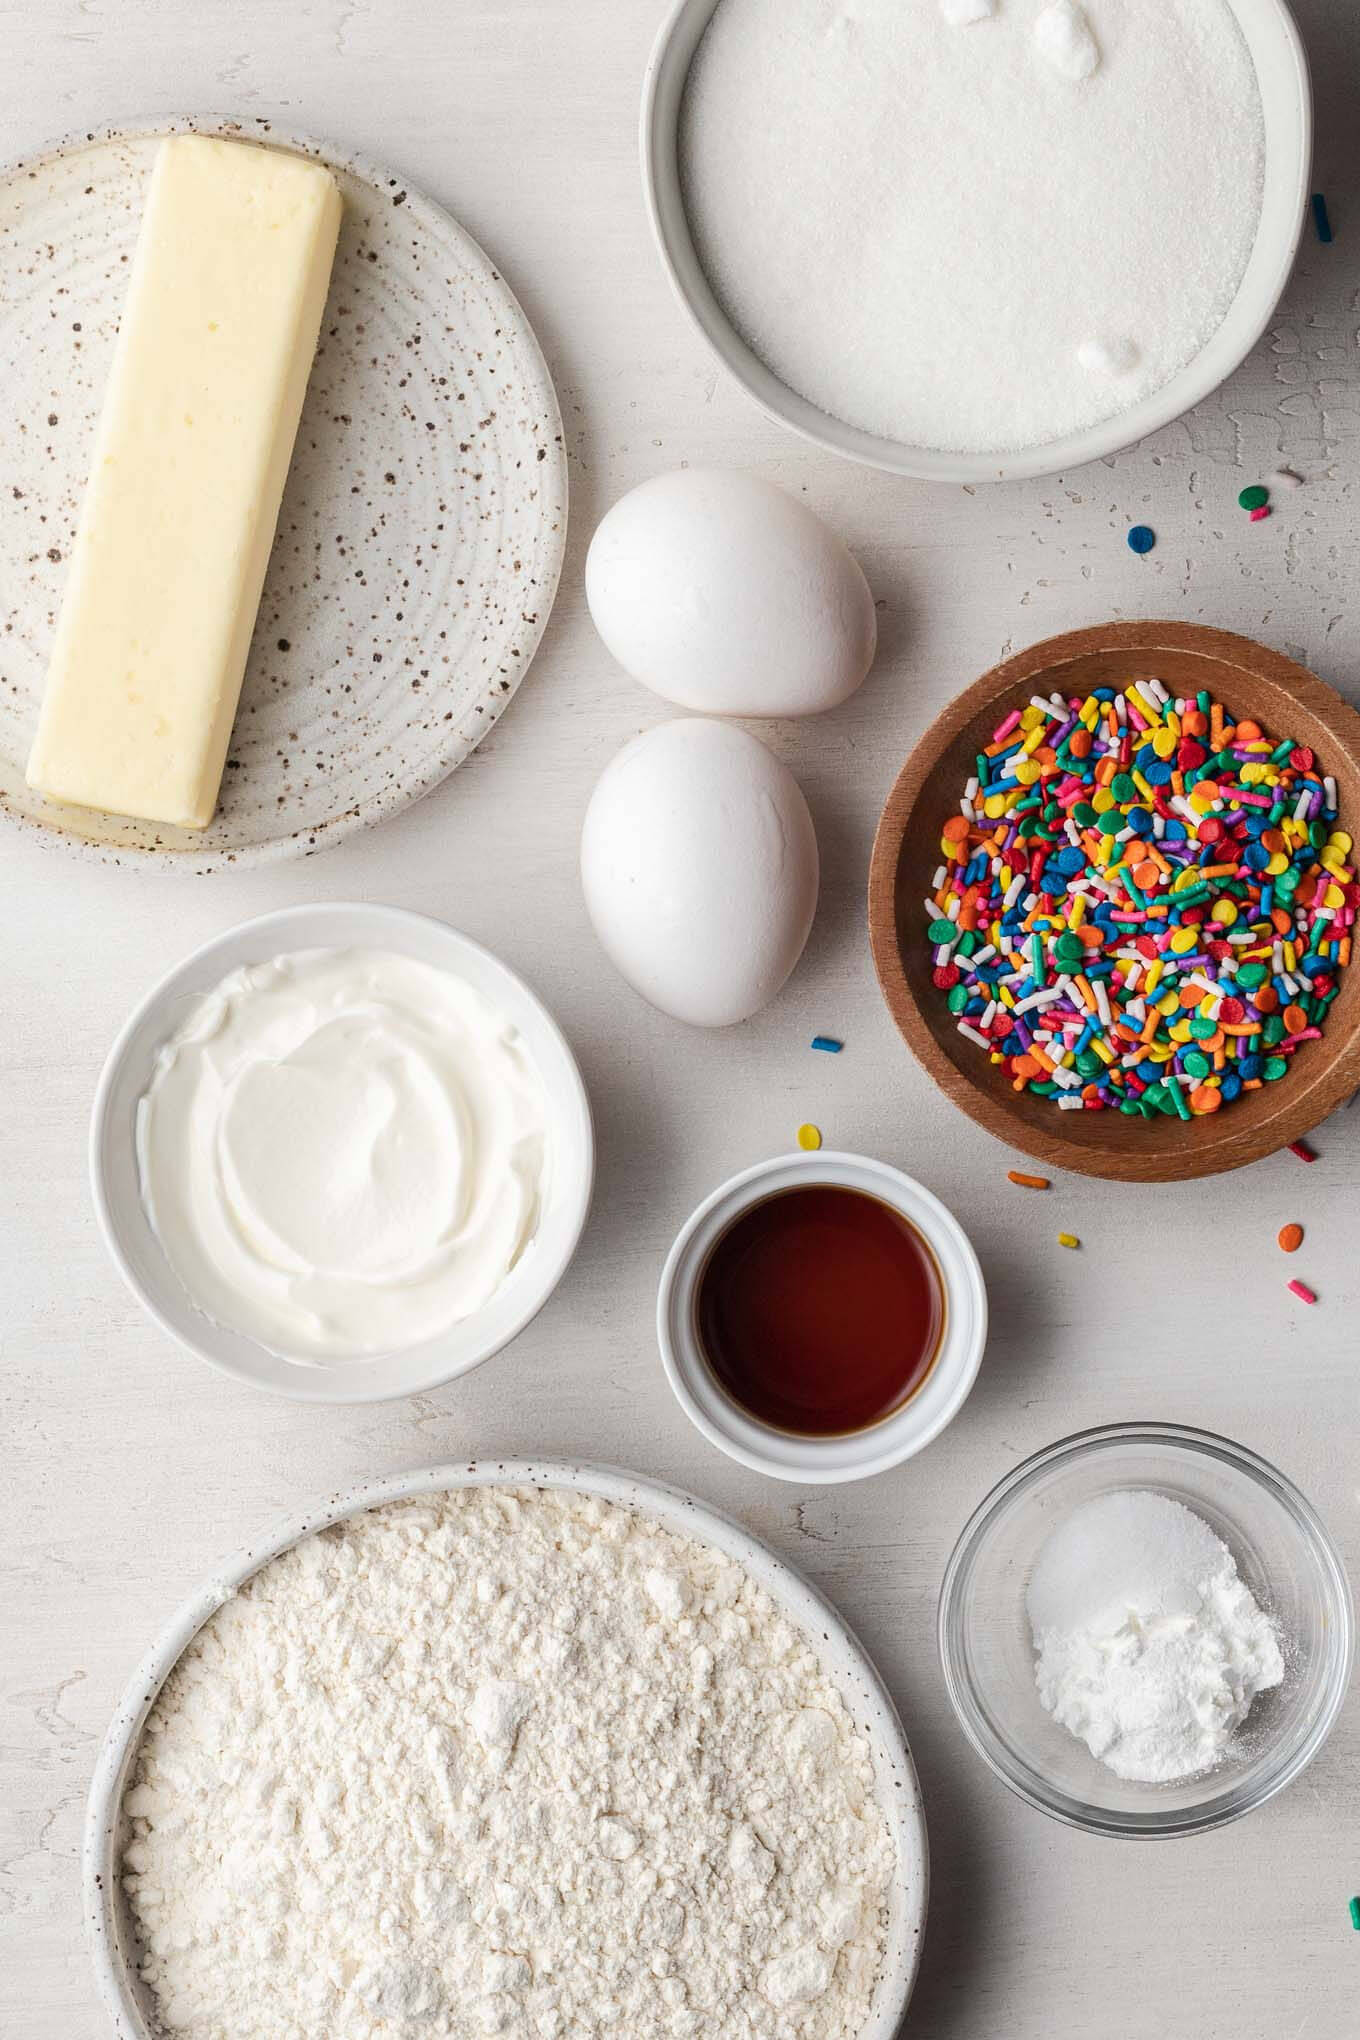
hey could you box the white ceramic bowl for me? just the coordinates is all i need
[658,1151,987,1483]
[90,903,594,1403]
[641,0,1312,483]
[84,1459,929,2040]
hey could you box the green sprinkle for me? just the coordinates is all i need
[1264,1056,1290,1080]
[1350,1896,1360,1931]
[1239,484,1269,511]
[947,984,969,1013]
[1170,1080,1192,1121]
[928,918,956,944]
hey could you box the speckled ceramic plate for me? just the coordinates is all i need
[0,116,567,871]
[85,1461,928,2040]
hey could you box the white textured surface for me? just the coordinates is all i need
[2,3,1358,2036]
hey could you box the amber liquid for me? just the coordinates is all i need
[695,1185,945,1437]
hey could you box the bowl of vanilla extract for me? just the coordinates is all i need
[657,1150,987,1483]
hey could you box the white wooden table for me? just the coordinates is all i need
[3,4,1357,2033]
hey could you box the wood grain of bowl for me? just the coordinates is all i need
[868,623,1360,1183]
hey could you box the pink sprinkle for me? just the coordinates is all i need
[1287,1279,1317,1305]
[1287,1139,1317,1163]
[1250,505,1272,523]
[992,708,1022,743]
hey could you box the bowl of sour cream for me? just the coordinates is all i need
[91,903,594,1402]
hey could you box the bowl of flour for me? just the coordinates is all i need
[85,1461,927,2040]
[938,1423,1352,1836]
[643,0,1311,480]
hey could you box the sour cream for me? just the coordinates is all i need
[136,948,550,1361]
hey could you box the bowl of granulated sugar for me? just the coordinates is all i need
[643,0,1310,482]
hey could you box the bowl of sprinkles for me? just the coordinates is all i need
[869,623,1360,1181]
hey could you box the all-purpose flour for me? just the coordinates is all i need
[680,0,1266,453]
[122,1488,896,2039]
[1026,1489,1285,1782]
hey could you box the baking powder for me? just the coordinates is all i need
[1026,1489,1285,1783]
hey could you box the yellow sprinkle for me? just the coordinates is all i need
[1328,830,1353,854]
[1144,961,1163,996]
[1069,894,1087,928]
[1057,1233,1080,1250]
[1151,727,1176,759]
[797,1122,822,1151]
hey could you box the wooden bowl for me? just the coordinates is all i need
[869,623,1360,1182]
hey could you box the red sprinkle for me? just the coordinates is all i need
[1287,1279,1317,1305]
[1287,1138,1318,1163]
[1250,505,1272,523]
[933,964,961,989]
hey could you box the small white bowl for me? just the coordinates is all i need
[657,1151,987,1483]
[641,0,1312,483]
[90,903,594,1403]
[84,1459,929,2040]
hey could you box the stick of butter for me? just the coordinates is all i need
[26,135,342,830]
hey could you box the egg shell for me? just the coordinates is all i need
[580,719,819,1028]
[585,469,877,718]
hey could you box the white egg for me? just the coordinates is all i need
[580,719,819,1028]
[585,469,877,718]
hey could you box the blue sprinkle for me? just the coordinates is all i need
[810,1035,843,1054]
[1127,524,1156,554]
[1311,192,1333,244]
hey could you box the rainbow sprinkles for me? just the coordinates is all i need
[926,681,1353,1118]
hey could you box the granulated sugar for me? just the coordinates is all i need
[680,0,1265,453]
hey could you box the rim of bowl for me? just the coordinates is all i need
[89,903,594,1404]
[640,0,1312,483]
[868,620,1360,1182]
[657,1149,988,1483]
[84,1457,928,2040]
[937,1420,1355,1838]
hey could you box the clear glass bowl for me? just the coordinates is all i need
[938,1423,1353,1837]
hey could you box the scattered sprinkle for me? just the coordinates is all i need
[1287,1278,1317,1305]
[1238,484,1269,511]
[1270,467,1303,492]
[924,680,1352,1121]
[797,1122,822,1151]
[1057,1232,1080,1249]
[1127,524,1156,555]
[1350,1895,1360,1931]
[1008,1170,1050,1189]
[1278,1223,1304,1253]
[810,1035,843,1054]
[1287,1138,1317,1163]
[1249,504,1271,523]
[1311,192,1333,244]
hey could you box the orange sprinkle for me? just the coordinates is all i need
[1283,1003,1309,1035]
[1007,1171,1050,1189]
[1011,1054,1042,1081]
[1189,1085,1222,1113]
[941,815,971,842]
[1278,1223,1304,1253]
[1093,756,1117,786]
[1178,985,1202,1009]
[1254,984,1279,1014]
[1236,720,1263,741]
[1133,859,1161,890]
[1068,727,1092,759]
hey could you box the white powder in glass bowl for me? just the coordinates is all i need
[680,0,1266,453]
[1026,1489,1285,1783]
[121,1487,897,2040]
